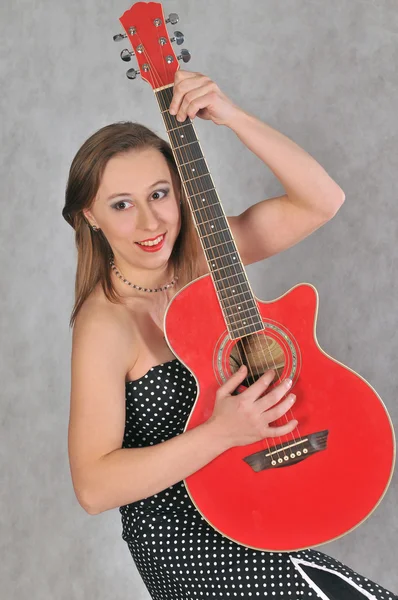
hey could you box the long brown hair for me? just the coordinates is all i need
[62,122,200,328]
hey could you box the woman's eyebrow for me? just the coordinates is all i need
[106,180,170,202]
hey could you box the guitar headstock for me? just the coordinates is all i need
[115,2,190,89]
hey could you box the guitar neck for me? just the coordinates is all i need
[155,85,264,339]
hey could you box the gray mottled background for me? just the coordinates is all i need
[1,0,397,598]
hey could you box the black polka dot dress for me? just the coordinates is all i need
[119,359,397,600]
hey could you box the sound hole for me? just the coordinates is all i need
[229,333,285,387]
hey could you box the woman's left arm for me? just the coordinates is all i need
[169,71,345,265]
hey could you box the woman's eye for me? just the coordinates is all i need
[112,200,132,211]
[151,189,169,200]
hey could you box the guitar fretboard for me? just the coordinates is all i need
[155,85,264,339]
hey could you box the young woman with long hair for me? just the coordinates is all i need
[63,70,396,600]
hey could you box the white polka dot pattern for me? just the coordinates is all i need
[119,359,397,600]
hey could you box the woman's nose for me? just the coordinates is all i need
[136,205,160,231]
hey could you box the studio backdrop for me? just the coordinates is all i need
[1,0,397,598]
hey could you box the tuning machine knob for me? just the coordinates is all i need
[126,68,140,80]
[177,49,191,63]
[113,33,127,42]
[170,30,184,45]
[166,13,179,25]
[120,49,135,62]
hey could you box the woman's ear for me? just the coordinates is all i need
[82,208,96,227]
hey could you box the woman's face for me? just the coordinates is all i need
[84,147,181,274]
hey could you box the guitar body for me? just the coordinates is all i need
[165,275,395,551]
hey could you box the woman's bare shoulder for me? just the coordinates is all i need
[72,284,138,373]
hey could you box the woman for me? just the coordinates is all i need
[63,70,396,600]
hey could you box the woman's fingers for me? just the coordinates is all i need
[266,418,298,438]
[254,375,293,408]
[242,369,285,404]
[216,365,248,398]
[169,72,212,119]
[177,85,216,121]
[263,393,296,423]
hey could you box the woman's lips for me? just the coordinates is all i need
[135,233,166,253]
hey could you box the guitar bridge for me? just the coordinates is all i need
[243,430,329,472]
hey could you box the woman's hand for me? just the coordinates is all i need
[208,365,298,448]
[169,70,242,126]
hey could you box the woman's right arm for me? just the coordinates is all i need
[68,307,231,515]
[68,307,297,516]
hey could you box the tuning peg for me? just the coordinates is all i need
[113,33,127,42]
[177,49,191,63]
[126,68,140,80]
[166,13,179,25]
[120,49,135,62]
[170,31,184,45]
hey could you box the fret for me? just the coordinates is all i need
[202,238,236,259]
[199,227,232,240]
[223,297,259,312]
[206,250,240,264]
[197,214,227,227]
[182,172,211,184]
[167,124,191,133]
[211,270,247,286]
[190,188,216,200]
[219,304,260,329]
[179,162,209,183]
[193,203,225,223]
[223,312,261,331]
[208,262,245,276]
[225,314,263,332]
[190,190,220,211]
[223,301,260,317]
[196,215,229,237]
[226,312,262,331]
[216,285,254,303]
[184,174,215,198]
[201,235,235,254]
[173,138,200,150]
[223,310,259,326]
[212,264,246,282]
[167,123,198,147]
[229,322,265,338]
[215,287,254,305]
[179,156,206,168]
[173,142,203,165]
[192,197,220,212]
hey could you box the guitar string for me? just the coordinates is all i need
[159,86,294,462]
[136,35,296,461]
[161,84,300,452]
[136,35,292,461]
[122,25,276,462]
[156,82,293,461]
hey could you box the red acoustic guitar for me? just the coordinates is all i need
[116,1,395,551]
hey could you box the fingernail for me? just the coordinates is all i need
[289,394,296,403]
[286,378,293,388]
[169,108,175,114]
